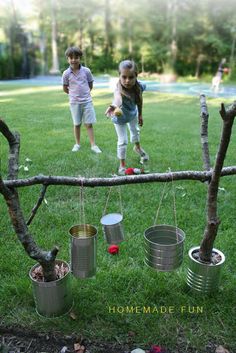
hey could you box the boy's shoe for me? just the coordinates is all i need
[118,166,126,176]
[133,146,149,161]
[91,145,102,153]
[72,144,81,152]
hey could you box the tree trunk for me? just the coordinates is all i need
[199,102,236,262]
[167,0,178,71]
[50,0,60,74]
[104,0,113,56]
[229,33,236,77]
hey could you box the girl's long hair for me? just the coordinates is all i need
[117,60,142,109]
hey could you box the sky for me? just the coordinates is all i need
[4,0,34,16]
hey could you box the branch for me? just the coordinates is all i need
[0,119,20,180]
[3,167,236,188]
[200,101,236,261]
[27,185,48,226]
[0,120,59,281]
[200,94,211,171]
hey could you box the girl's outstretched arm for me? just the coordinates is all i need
[137,98,143,126]
[105,105,123,117]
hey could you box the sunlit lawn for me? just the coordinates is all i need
[0,83,236,351]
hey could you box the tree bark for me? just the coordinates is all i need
[200,94,211,171]
[2,167,236,189]
[199,101,236,262]
[0,119,58,281]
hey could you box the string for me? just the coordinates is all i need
[102,186,123,216]
[80,179,86,230]
[169,168,178,242]
[118,186,124,216]
[153,168,178,243]
[103,186,113,216]
[153,181,167,225]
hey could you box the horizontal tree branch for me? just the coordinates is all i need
[3,166,236,188]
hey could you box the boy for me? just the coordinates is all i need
[62,46,102,153]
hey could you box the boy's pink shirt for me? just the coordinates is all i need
[62,66,94,104]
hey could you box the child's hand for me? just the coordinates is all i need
[113,107,123,116]
[138,115,143,126]
[105,105,115,117]
[105,105,123,117]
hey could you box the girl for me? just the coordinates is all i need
[105,60,149,175]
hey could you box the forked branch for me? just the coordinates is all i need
[0,119,59,281]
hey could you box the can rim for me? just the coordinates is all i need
[68,224,97,238]
[188,246,225,266]
[29,259,71,284]
[144,224,185,246]
[100,213,123,226]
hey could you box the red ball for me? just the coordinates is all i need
[150,345,166,353]
[108,245,119,255]
[125,168,135,175]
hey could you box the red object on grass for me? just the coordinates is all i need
[108,245,119,255]
[125,168,143,175]
[150,346,166,353]
[125,168,135,175]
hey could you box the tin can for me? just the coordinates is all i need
[100,213,124,244]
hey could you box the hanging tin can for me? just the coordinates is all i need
[100,213,124,244]
[144,224,185,271]
[69,224,97,278]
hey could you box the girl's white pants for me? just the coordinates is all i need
[114,117,140,159]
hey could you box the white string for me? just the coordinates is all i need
[102,186,123,216]
[118,186,124,216]
[169,168,178,242]
[80,179,86,229]
[153,182,167,225]
[103,186,113,216]
[153,168,178,243]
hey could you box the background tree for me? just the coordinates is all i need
[0,0,235,78]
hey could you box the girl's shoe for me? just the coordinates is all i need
[118,166,126,175]
[133,146,149,161]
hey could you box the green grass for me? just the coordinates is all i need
[0,84,236,351]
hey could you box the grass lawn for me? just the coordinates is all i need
[0,83,236,352]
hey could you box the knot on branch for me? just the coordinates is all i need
[48,246,59,260]
[208,218,221,227]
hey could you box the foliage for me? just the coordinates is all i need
[0,84,236,350]
[0,0,236,78]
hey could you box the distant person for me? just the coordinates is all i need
[62,46,102,153]
[105,60,149,175]
[211,58,226,93]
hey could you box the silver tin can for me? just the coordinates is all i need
[186,246,225,294]
[69,224,97,278]
[144,224,185,271]
[29,260,72,318]
[100,213,124,244]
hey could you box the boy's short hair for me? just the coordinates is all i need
[65,47,83,58]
